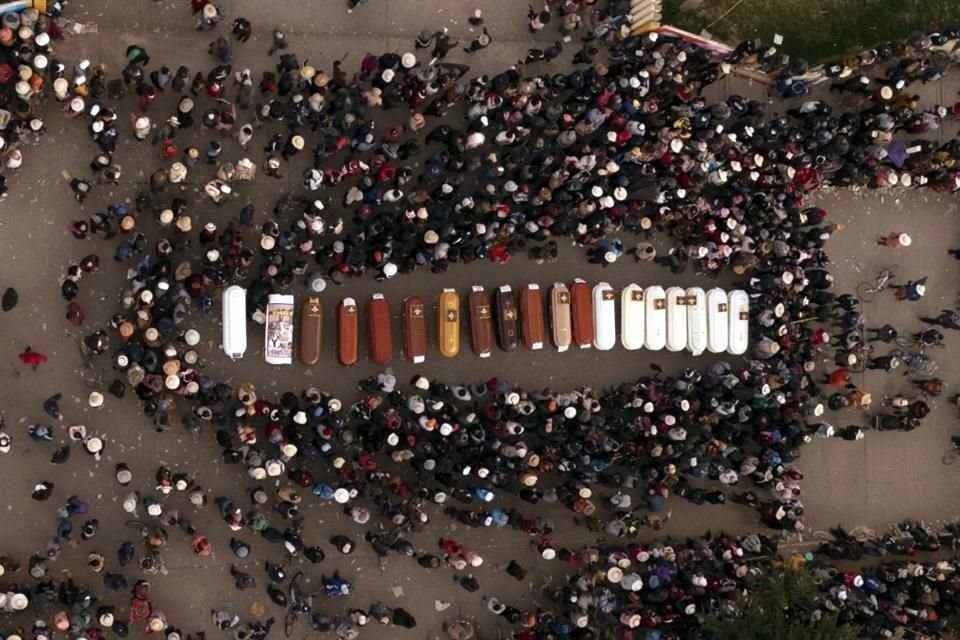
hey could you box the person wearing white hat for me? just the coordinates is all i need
[878,231,911,248]
[88,391,104,409]
[83,436,103,460]
[283,134,304,159]
[265,459,285,477]
[66,97,85,118]
[464,28,491,53]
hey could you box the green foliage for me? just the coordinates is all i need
[662,0,958,63]
[703,569,858,640]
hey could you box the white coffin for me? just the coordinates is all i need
[665,287,688,352]
[685,287,707,356]
[706,287,729,354]
[644,285,666,351]
[727,289,750,355]
[222,285,247,360]
[621,284,645,350]
[592,283,617,351]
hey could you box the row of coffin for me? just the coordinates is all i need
[222,282,750,366]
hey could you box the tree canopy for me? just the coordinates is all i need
[703,568,858,640]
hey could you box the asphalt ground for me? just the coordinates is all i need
[0,1,959,638]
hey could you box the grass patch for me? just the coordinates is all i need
[662,0,959,63]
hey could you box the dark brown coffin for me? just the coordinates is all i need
[299,297,323,366]
[367,294,393,366]
[569,278,594,349]
[402,296,427,364]
[519,284,545,350]
[468,286,494,357]
[494,285,519,352]
[337,297,359,367]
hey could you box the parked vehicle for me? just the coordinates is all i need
[592,283,616,351]
[222,285,247,360]
[706,287,729,354]
[337,297,359,367]
[494,285,519,352]
[621,283,644,351]
[519,284,545,351]
[438,288,461,358]
[367,293,393,366]
[468,286,494,358]
[644,285,666,351]
[265,294,295,365]
[402,296,427,364]
[299,296,322,366]
[550,283,572,352]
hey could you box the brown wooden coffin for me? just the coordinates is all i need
[468,286,494,358]
[437,289,461,358]
[299,297,323,366]
[550,283,572,351]
[494,285,519,352]
[367,293,393,366]
[570,278,594,349]
[337,297,359,367]
[402,296,427,364]
[519,284,545,350]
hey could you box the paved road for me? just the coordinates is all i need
[1,0,960,637]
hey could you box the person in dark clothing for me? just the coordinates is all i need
[103,572,128,591]
[866,354,900,371]
[505,560,527,580]
[920,309,960,330]
[392,608,416,628]
[865,324,898,342]
[572,44,598,65]
[230,566,257,590]
[455,574,479,592]
[464,29,491,54]
[912,328,943,347]
[304,546,325,563]
[432,31,459,60]
[231,17,252,42]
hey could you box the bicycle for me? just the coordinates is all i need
[284,571,311,637]
[856,265,898,302]
[888,349,939,376]
[78,340,104,388]
[895,334,945,349]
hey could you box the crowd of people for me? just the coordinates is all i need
[2,0,960,638]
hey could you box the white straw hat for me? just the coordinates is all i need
[10,593,28,610]
[85,436,104,454]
